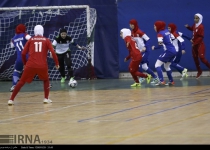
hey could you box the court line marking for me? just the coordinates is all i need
[0,101,95,123]
[78,98,208,123]
[78,98,179,122]
[191,88,210,95]
[126,99,208,121]
[107,110,210,144]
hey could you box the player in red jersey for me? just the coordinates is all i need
[8,25,59,105]
[185,13,210,79]
[129,19,159,84]
[120,28,151,87]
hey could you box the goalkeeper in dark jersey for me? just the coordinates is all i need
[50,28,84,85]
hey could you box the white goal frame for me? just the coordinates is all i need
[0,5,97,80]
[0,5,93,38]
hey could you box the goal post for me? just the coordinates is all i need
[0,5,97,81]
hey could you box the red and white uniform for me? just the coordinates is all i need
[121,28,148,83]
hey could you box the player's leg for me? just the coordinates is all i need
[10,59,24,92]
[36,67,51,104]
[192,46,202,78]
[142,63,159,84]
[155,53,165,85]
[57,53,66,82]
[170,52,188,79]
[130,60,150,86]
[198,43,210,73]
[164,62,175,86]
[8,66,35,105]
[64,51,75,84]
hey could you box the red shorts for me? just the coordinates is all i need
[20,66,49,83]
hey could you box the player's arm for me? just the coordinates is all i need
[10,39,15,48]
[49,39,57,58]
[47,39,59,69]
[70,37,84,50]
[178,32,191,41]
[174,32,185,52]
[25,34,31,40]
[193,26,204,46]
[124,41,131,61]
[152,34,164,50]
[21,40,30,65]
[185,24,193,31]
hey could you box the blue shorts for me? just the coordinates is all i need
[158,51,176,63]
[14,59,24,72]
[173,51,182,63]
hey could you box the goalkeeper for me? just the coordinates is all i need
[50,28,84,84]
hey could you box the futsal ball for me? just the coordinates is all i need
[69,80,78,88]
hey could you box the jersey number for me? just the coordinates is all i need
[34,42,42,52]
[16,41,24,51]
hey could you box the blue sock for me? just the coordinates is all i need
[166,70,173,82]
[156,67,164,82]
[171,63,184,74]
[145,68,157,78]
[13,71,20,85]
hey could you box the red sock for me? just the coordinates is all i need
[43,80,50,99]
[10,81,25,100]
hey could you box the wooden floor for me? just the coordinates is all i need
[0,76,210,144]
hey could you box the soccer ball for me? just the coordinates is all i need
[68,80,78,88]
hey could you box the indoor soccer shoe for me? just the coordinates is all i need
[130,83,141,87]
[146,74,152,84]
[70,77,75,82]
[60,77,66,83]
[10,85,15,92]
[165,81,175,86]
[43,98,52,104]
[182,68,188,78]
[139,77,145,84]
[196,71,202,79]
[155,81,166,86]
[8,100,14,106]
[151,78,159,84]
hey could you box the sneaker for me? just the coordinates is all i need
[43,98,52,104]
[146,74,152,84]
[130,83,141,87]
[60,77,66,83]
[139,77,145,83]
[165,81,175,86]
[70,77,75,82]
[151,77,159,84]
[182,68,188,78]
[155,81,166,86]
[196,71,202,79]
[8,100,14,105]
[10,85,15,92]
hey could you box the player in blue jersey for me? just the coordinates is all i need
[10,24,31,92]
[168,23,188,80]
[152,21,177,86]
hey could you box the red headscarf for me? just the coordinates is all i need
[154,21,166,32]
[129,19,139,32]
[168,23,177,34]
[15,24,26,34]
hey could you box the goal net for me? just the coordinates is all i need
[0,5,97,81]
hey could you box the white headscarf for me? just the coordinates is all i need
[34,25,44,36]
[120,28,131,39]
[195,13,203,27]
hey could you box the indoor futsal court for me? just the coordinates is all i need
[0,74,210,144]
